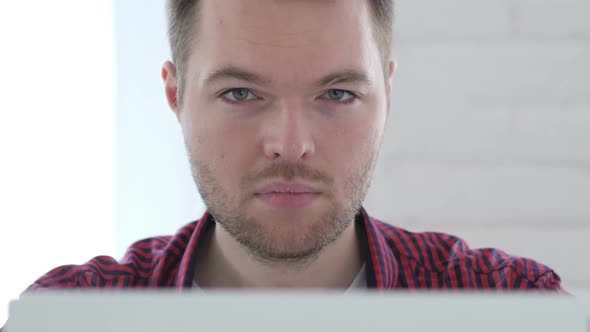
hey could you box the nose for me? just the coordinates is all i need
[263,100,315,162]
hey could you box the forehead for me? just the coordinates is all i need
[189,0,381,86]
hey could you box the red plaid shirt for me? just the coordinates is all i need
[28,207,562,290]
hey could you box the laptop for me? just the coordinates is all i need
[5,291,588,332]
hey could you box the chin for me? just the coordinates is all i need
[218,197,351,261]
[248,204,329,226]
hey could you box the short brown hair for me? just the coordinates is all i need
[166,0,394,104]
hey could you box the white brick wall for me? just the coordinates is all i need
[365,0,590,290]
[366,164,590,226]
[394,0,514,42]
[520,0,590,39]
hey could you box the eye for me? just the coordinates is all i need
[221,88,259,103]
[320,89,357,103]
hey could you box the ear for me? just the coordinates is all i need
[384,59,396,117]
[162,61,180,120]
[387,59,396,93]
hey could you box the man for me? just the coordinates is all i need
[26,0,561,290]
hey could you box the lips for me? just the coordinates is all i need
[255,182,321,195]
[254,182,322,208]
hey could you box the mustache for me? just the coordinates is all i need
[241,161,334,186]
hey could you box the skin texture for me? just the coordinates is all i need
[162,0,395,288]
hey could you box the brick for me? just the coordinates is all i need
[391,43,590,109]
[519,0,590,39]
[387,43,590,163]
[364,163,590,227]
[383,106,590,164]
[393,0,514,42]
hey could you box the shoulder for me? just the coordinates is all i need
[370,217,562,290]
[28,254,139,289]
[28,222,199,289]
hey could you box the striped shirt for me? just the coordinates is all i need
[27,207,562,290]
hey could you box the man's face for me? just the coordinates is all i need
[170,0,392,262]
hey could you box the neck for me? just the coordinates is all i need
[194,218,365,289]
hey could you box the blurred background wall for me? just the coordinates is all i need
[365,0,590,289]
[1,0,589,324]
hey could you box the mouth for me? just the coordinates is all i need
[254,182,322,208]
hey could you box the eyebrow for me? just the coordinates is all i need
[203,66,372,88]
[316,70,372,88]
[203,66,271,86]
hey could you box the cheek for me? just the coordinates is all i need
[328,114,382,155]
[187,115,258,185]
[322,112,383,180]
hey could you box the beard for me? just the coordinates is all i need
[187,147,377,265]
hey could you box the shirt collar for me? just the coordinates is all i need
[175,207,398,289]
[358,207,399,289]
